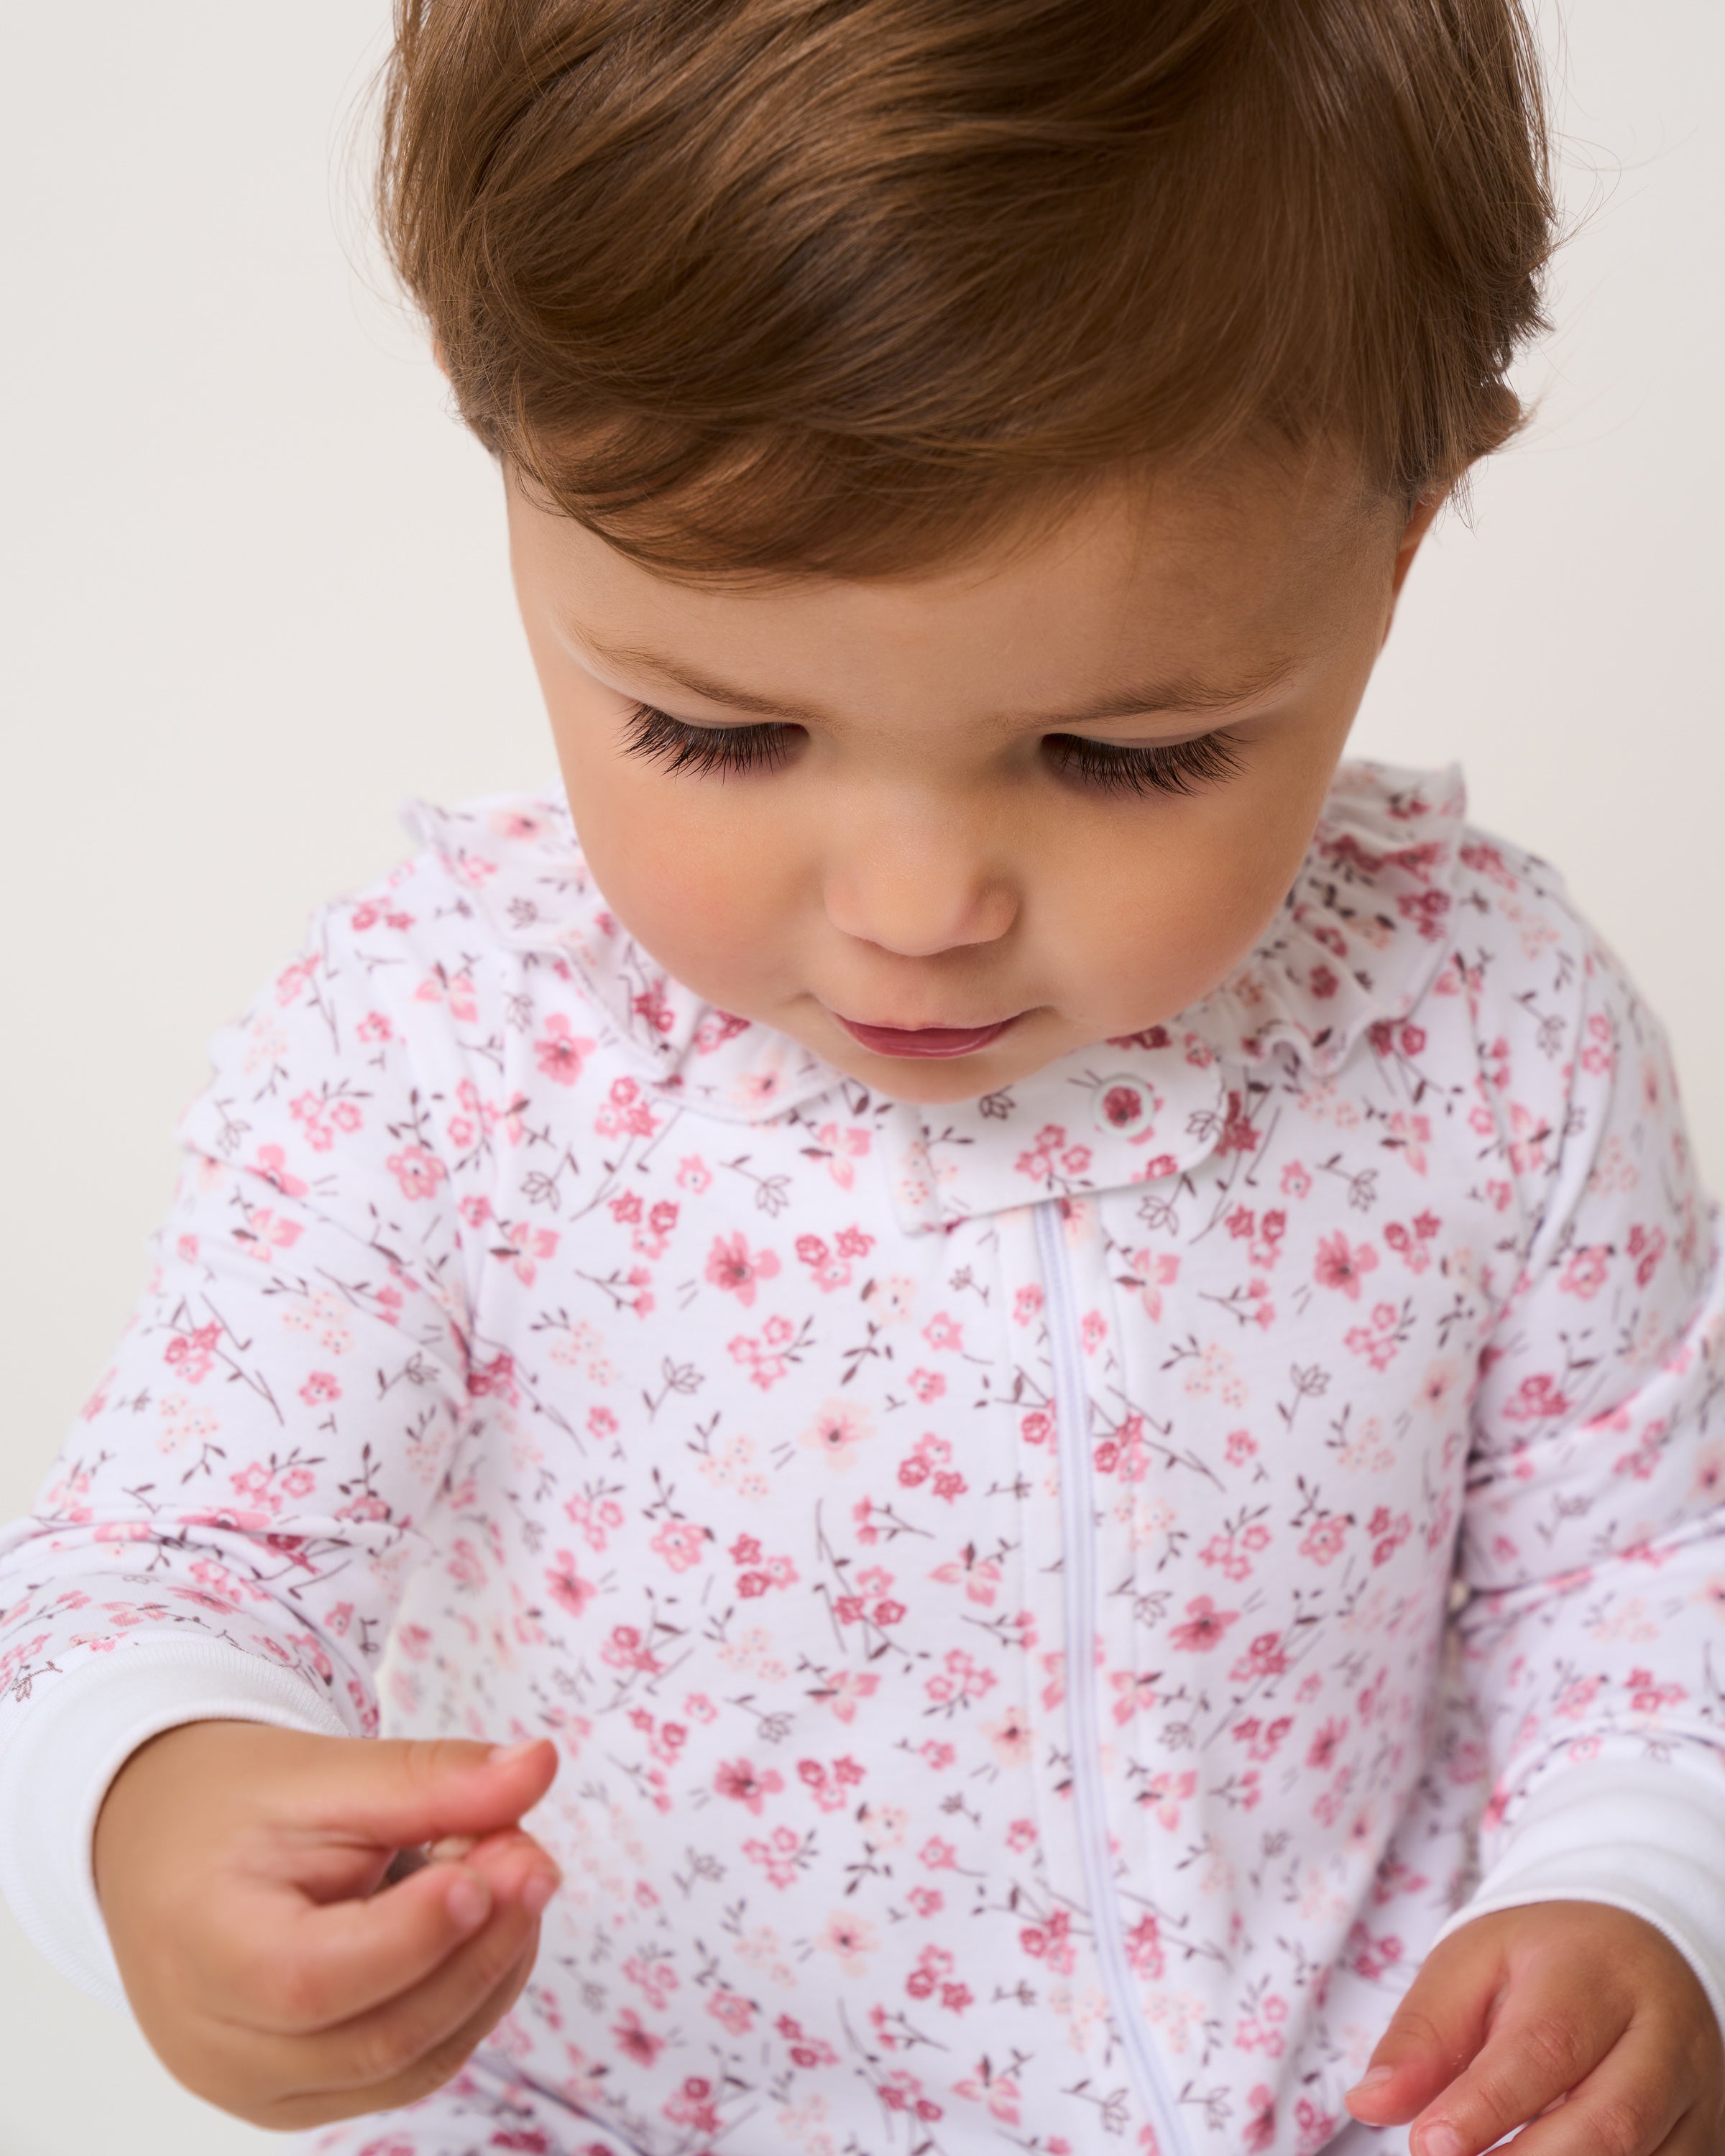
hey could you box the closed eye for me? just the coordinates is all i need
[1043,729,1243,797]
[620,699,1243,798]
[622,703,799,778]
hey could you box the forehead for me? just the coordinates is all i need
[508,459,1395,717]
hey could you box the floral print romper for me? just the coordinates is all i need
[3,761,1724,2156]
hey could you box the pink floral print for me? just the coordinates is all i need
[2,763,1722,2156]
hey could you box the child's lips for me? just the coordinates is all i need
[833,1013,1021,1059]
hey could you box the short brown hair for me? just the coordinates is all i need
[379,0,1554,575]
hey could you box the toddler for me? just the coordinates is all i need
[4,4,1724,2154]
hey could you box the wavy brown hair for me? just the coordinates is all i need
[379,0,1555,575]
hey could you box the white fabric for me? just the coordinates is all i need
[4,762,1724,2155]
[0,1639,345,2007]
[1438,1759,1725,2032]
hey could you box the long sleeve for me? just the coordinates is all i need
[0,888,479,2004]
[1442,914,1725,2021]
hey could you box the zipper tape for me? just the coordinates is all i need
[1035,1200,1192,2156]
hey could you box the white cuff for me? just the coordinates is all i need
[1438,1759,1725,2035]
[0,1639,346,2008]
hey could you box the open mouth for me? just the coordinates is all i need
[833,1013,1020,1060]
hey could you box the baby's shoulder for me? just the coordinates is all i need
[1441,811,1640,1052]
[178,790,600,1203]
[1272,763,1663,1149]
[300,788,592,1025]
[1384,796,1674,1210]
[1449,819,1581,958]
[203,789,597,1095]
[331,786,568,954]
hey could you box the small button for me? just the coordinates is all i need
[1092,1075,1157,1136]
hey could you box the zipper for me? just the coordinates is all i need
[1034,1201,1191,2156]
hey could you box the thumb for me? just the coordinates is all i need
[288,1734,560,1852]
[1347,1922,1500,2127]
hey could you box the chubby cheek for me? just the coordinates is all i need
[560,755,812,1017]
[1048,796,1317,1036]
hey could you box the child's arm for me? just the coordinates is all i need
[1350,923,1725,2152]
[0,876,509,2007]
[92,1723,561,2128]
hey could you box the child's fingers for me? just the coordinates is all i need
[273,1851,555,2100]
[1665,2106,1725,2155]
[1346,1925,1500,2125]
[262,1915,545,2131]
[362,1920,541,2118]
[206,1855,502,2034]
[185,1841,553,2126]
[285,1733,560,1853]
[1431,2021,1689,2156]
[1404,1978,1635,2156]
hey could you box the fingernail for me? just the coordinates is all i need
[1416,2127,1466,2156]
[487,1738,543,1768]
[1349,2065,1395,2093]
[521,1868,561,1916]
[446,1871,492,1930]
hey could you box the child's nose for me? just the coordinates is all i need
[822,817,1018,959]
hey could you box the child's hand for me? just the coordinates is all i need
[1346,1902,1724,2155]
[93,1720,561,2129]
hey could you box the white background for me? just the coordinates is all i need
[1,3,1720,2149]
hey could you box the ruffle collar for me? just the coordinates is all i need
[403,760,1465,1230]
[1205,760,1466,1072]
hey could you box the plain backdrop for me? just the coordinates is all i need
[1,3,1721,2150]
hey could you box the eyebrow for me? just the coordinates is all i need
[571,629,1295,729]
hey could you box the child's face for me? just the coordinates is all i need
[508,461,1435,1105]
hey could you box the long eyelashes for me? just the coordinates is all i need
[622,704,799,777]
[1041,728,1244,798]
[621,702,1242,798]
